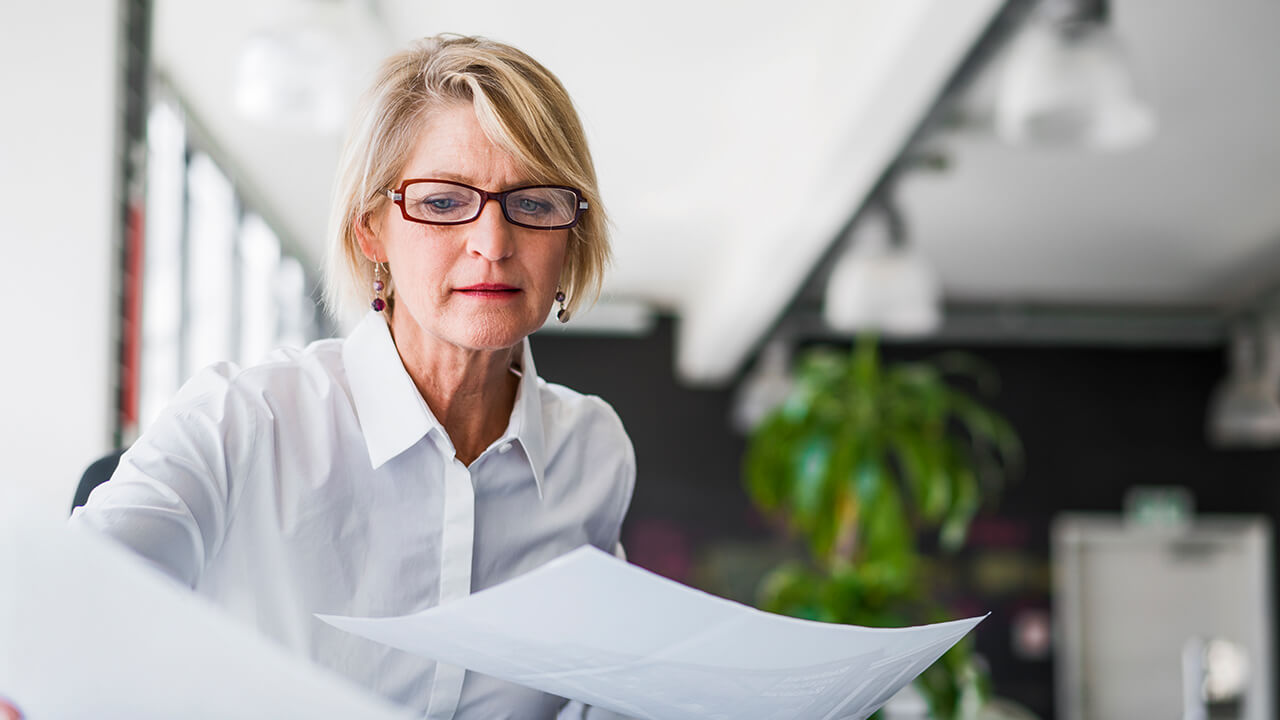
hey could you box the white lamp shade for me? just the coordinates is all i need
[1208,324,1280,447]
[235,27,350,134]
[823,245,942,337]
[1207,380,1280,447]
[731,340,794,433]
[996,21,1155,151]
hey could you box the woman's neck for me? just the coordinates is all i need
[387,311,521,466]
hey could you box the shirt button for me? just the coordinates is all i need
[498,442,513,454]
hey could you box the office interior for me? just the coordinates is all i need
[4,1,1280,718]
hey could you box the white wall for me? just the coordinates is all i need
[0,2,120,523]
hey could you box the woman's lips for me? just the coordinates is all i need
[455,283,521,298]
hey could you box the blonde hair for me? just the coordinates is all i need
[323,34,610,325]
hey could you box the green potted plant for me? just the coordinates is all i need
[743,337,1022,720]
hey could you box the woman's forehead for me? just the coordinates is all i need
[400,104,531,188]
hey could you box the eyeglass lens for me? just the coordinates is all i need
[401,181,579,228]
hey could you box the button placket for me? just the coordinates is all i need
[426,440,475,720]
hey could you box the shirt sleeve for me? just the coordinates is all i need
[574,403,638,719]
[590,395,636,556]
[69,362,260,588]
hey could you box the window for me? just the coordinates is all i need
[135,94,331,436]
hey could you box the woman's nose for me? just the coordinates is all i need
[466,200,516,261]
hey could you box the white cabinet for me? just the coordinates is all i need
[1053,515,1272,720]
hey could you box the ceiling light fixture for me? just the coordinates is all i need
[234,14,353,134]
[1207,319,1280,448]
[731,339,795,434]
[995,0,1155,151]
[823,195,942,337]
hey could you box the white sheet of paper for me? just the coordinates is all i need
[319,545,985,720]
[0,524,415,720]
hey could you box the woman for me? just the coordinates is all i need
[71,34,635,719]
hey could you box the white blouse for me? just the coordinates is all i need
[71,311,636,719]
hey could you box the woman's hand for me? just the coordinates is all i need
[0,697,22,720]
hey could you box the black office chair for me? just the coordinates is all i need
[71,448,128,514]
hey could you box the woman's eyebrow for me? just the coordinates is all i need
[418,170,471,183]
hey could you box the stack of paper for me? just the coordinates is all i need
[321,546,984,720]
[0,525,415,720]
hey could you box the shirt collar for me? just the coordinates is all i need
[342,311,546,498]
[510,336,547,499]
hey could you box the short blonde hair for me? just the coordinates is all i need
[323,34,610,325]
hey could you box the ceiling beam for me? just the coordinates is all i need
[673,0,1006,385]
[787,302,1227,348]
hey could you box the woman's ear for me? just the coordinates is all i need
[354,211,384,263]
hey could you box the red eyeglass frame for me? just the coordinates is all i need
[383,178,589,230]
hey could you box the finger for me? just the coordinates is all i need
[0,697,21,720]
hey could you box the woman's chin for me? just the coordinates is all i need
[448,314,541,352]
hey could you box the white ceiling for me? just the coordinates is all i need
[152,0,1280,385]
[901,0,1280,312]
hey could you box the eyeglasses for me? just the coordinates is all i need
[384,178,588,230]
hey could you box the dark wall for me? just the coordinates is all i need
[532,319,758,549]
[532,318,1280,719]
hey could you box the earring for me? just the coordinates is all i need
[371,262,387,312]
[555,289,570,323]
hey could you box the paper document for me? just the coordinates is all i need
[319,545,985,720]
[0,525,415,720]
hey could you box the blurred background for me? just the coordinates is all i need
[4,0,1280,717]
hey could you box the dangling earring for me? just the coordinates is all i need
[371,262,387,312]
[555,289,570,323]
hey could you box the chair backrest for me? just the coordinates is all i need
[71,448,127,514]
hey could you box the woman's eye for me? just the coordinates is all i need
[415,194,471,217]
[515,198,550,215]
[423,197,458,210]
